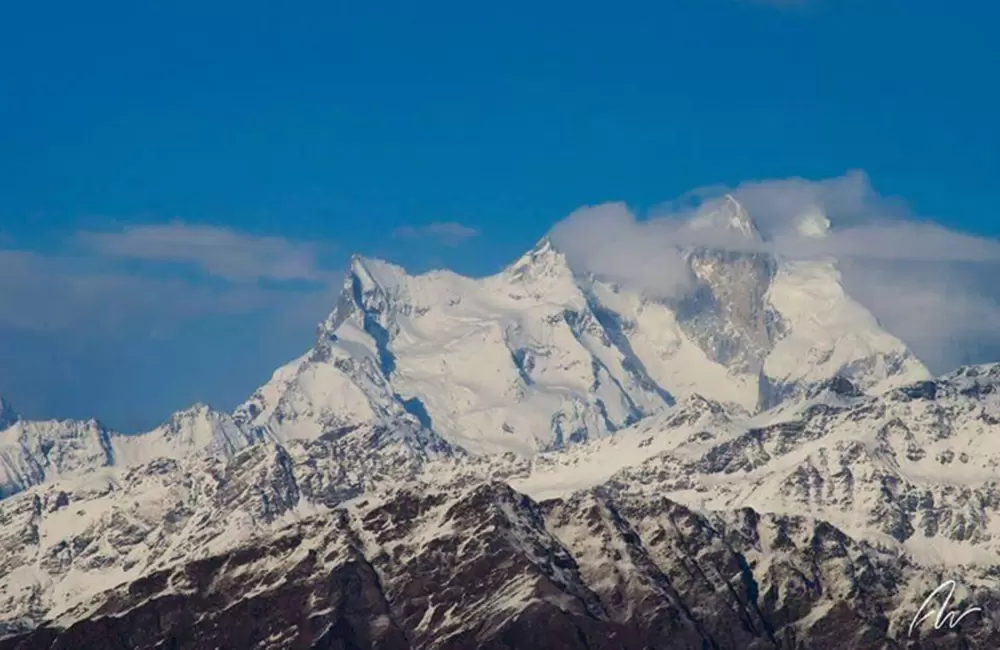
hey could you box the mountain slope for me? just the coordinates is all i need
[0,197,927,483]
[0,406,263,500]
[0,419,452,635]
[599,364,1000,564]
[236,242,675,455]
[3,366,999,642]
[0,197,977,649]
[0,419,115,500]
[3,478,999,649]
[235,198,928,455]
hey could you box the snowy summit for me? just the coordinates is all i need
[4,197,1000,649]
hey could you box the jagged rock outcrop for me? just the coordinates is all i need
[3,481,999,649]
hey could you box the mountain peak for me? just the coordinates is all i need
[503,237,574,283]
[689,194,762,242]
[346,254,408,293]
[174,402,215,418]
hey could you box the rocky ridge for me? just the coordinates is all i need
[2,365,1000,646]
[1,198,994,649]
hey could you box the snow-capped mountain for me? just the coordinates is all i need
[234,241,674,456]
[4,197,996,649]
[111,403,263,468]
[4,392,1000,648]
[0,406,262,500]
[0,196,926,482]
[0,418,114,500]
[234,197,927,456]
[601,365,1000,561]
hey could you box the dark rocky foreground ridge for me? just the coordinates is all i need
[2,481,998,650]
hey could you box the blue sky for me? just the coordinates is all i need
[1,0,998,431]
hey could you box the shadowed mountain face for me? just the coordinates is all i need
[674,247,783,376]
[682,197,776,350]
[5,362,1000,648]
[3,370,1000,648]
[677,196,781,376]
[2,484,998,650]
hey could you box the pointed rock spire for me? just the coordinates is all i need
[319,254,408,336]
[350,254,407,286]
[504,237,574,283]
[689,194,762,241]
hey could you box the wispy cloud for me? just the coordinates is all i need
[0,251,328,336]
[0,222,340,337]
[839,260,1000,371]
[549,203,696,299]
[78,222,324,282]
[393,221,479,246]
[0,224,344,429]
[549,171,1000,374]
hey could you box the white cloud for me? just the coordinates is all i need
[550,203,695,299]
[840,261,1000,371]
[78,222,324,282]
[0,222,341,337]
[715,171,1000,262]
[0,250,323,334]
[0,244,342,431]
[548,171,1000,374]
[393,221,479,246]
[783,222,1000,262]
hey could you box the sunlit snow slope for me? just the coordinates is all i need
[0,196,928,497]
[234,197,927,454]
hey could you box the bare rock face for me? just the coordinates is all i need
[675,248,782,377]
[2,480,1000,650]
